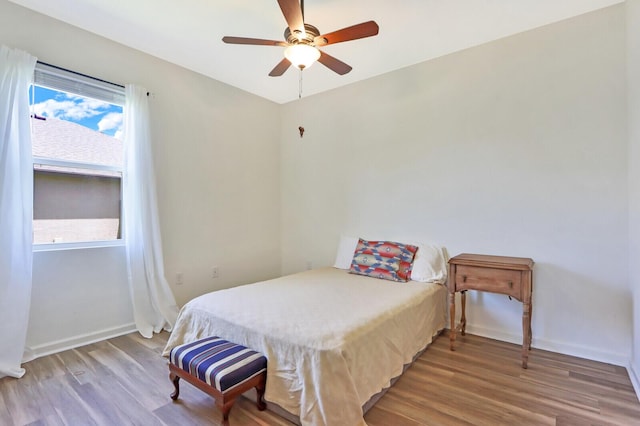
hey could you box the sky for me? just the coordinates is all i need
[30,85,123,139]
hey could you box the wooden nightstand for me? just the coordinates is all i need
[448,253,534,368]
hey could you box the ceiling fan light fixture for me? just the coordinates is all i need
[284,44,320,70]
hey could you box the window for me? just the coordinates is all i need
[30,63,125,247]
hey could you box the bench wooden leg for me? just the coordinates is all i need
[169,373,180,400]
[256,375,266,411]
[221,399,235,426]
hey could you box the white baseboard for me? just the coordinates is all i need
[28,323,137,360]
[464,324,629,367]
[629,362,640,402]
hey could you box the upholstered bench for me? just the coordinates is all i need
[168,336,267,426]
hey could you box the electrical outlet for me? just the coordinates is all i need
[212,266,219,279]
[306,261,313,270]
[176,272,183,285]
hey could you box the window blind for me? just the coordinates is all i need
[34,62,125,106]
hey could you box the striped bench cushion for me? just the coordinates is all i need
[169,336,267,394]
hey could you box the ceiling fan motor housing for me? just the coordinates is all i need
[285,23,325,45]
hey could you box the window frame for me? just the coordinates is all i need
[31,62,126,251]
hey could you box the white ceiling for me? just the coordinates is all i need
[10,0,623,104]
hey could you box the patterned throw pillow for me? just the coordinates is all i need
[349,239,418,282]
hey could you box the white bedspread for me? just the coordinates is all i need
[163,267,446,426]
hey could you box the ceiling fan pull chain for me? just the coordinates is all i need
[299,68,303,99]
[298,68,305,138]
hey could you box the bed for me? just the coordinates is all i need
[163,262,447,426]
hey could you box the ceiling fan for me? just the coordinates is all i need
[222,0,379,77]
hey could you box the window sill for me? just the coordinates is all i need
[33,239,125,252]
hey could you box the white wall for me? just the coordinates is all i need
[0,0,634,374]
[627,0,640,396]
[0,0,282,355]
[281,5,630,365]
[29,247,132,355]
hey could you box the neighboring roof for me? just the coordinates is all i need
[31,115,123,168]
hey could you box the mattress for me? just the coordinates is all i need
[163,267,447,426]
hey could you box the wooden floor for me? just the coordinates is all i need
[1,331,638,426]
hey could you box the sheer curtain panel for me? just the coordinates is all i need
[123,84,178,338]
[0,46,37,379]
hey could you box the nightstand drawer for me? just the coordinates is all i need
[455,265,522,299]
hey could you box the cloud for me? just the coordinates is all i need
[98,112,123,133]
[32,93,111,122]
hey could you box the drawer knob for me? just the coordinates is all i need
[508,281,513,288]
[462,275,467,283]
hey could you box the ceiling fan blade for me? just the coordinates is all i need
[269,58,292,77]
[277,0,305,38]
[314,21,379,46]
[318,51,352,75]
[222,36,287,47]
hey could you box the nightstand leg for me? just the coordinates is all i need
[528,301,533,350]
[522,301,531,369]
[460,291,467,336]
[449,291,456,351]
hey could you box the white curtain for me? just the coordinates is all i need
[0,46,37,379]
[123,84,178,338]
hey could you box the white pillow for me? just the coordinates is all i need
[333,236,359,269]
[411,243,448,284]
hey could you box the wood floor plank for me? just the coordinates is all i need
[55,348,101,386]
[24,413,66,426]
[371,388,479,426]
[416,356,602,418]
[39,373,99,426]
[229,397,296,426]
[2,372,57,425]
[0,398,11,425]
[86,342,168,411]
[85,372,167,425]
[153,392,215,425]
[24,354,66,383]
[1,331,639,426]
[393,368,556,425]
